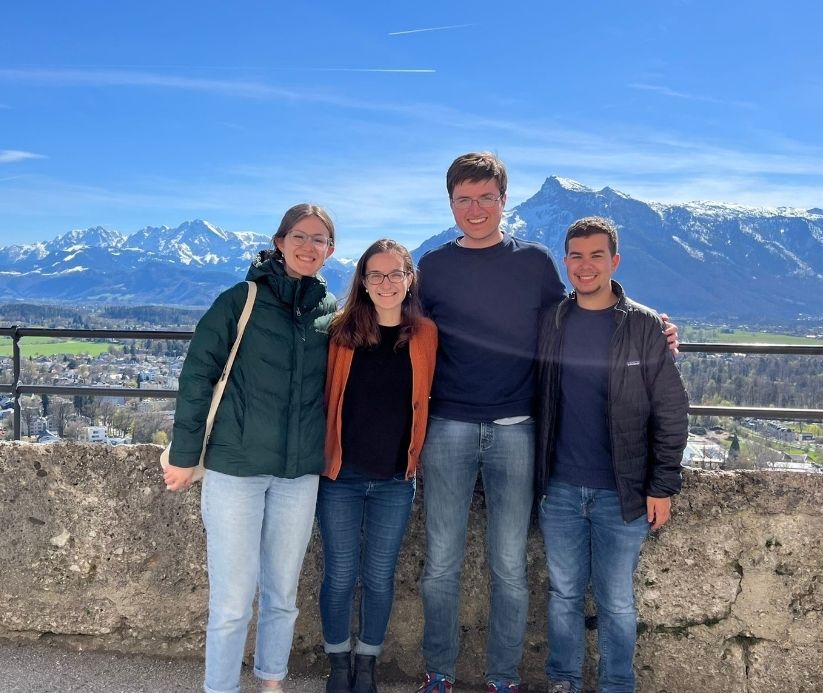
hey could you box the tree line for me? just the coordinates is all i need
[677,353,822,409]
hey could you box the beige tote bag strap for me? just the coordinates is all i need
[198,280,258,464]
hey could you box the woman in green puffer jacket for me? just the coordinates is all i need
[164,203,337,693]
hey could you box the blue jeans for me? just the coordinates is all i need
[420,416,535,683]
[200,469,319,693]
[538,480,649,693]
[317,467,415,655]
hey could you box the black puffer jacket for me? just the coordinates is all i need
[535,281,689,521]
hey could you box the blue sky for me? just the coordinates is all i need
[1,1,822,256]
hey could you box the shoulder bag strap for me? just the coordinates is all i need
[198,280,258,463]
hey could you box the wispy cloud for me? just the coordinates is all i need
[1,90,820,251]
[0,67,309,99]
[0,150,45,164]
[628,82,755,109]
[0,67,434,109]
[388,23,474,36]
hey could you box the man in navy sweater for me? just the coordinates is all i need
[415,152,566,693]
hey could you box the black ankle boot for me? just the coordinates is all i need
[351,654,378,693]
[326,651,352,693]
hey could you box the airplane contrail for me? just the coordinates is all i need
[304,68,436,73]
[389,23,474,36]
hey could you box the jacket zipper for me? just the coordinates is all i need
[608,303,629,521]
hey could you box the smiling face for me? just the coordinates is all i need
[274,214,334,278]
[564,233,620,309]
[450,178,506,249]
[363,251,412,325]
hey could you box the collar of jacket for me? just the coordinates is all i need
[246,250,328,313]
[555,280,628,328]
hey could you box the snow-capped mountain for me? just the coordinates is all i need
[0,220,352,304]
[413,177,823,320]
[1,179,821,319]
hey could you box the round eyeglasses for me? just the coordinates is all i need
[364,270,410,285]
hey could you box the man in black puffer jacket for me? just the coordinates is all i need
[535,217,688,693]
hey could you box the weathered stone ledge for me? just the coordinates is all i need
[0,443,820,691]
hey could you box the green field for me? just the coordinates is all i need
[0,337,114,358]
[686,328,822,345]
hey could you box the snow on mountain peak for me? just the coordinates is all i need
[178,219,229,241]
[53,226,125,249]
[547,176,593,193]
[598,185,631,200]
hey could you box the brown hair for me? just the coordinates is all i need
[271,203,335,260]
[446,151,508,198]
[329,239,424,350]
[565,216,619,256]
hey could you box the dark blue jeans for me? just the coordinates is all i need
[317,466,415,655]
[538,480,649,693]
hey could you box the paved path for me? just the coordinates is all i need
[0,640,413,693]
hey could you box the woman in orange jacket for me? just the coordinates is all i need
[320,239,437,693]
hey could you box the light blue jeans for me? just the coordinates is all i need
[420,416,535,683]
[201,469,319,693]
[538,480,649,693]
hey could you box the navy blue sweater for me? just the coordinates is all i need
[418,235,565,422]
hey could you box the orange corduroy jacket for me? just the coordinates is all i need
[324,317,438,480]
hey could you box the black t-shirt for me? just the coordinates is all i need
[341,324,413,478]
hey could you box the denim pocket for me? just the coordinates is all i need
[391,471,416,500]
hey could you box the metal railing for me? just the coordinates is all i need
[0,326,191,439]
[1,327,822,440]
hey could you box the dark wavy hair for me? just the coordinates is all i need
[329,239,424,350]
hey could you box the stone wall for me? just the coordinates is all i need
[0,442,820,691]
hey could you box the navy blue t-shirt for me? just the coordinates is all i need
[552,303,618,490]
[418,234,565,422]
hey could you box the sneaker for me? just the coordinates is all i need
[416,672,453,693]
[547,681,573,693]
[487,681,519,693]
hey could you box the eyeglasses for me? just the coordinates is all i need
[288,231,333,249]
[363,270,410,285]
[450,194,503,209]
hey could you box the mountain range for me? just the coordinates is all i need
[2,177,821,321]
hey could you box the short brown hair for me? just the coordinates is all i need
[446,152,508,198]
[329,239,424,350]
[565,216,619,256]
[272,203,335,250]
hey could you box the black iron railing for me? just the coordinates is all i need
[0,326,189,439]
[1,326,822,440]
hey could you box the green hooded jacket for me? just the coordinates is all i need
[169,251,337,478]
